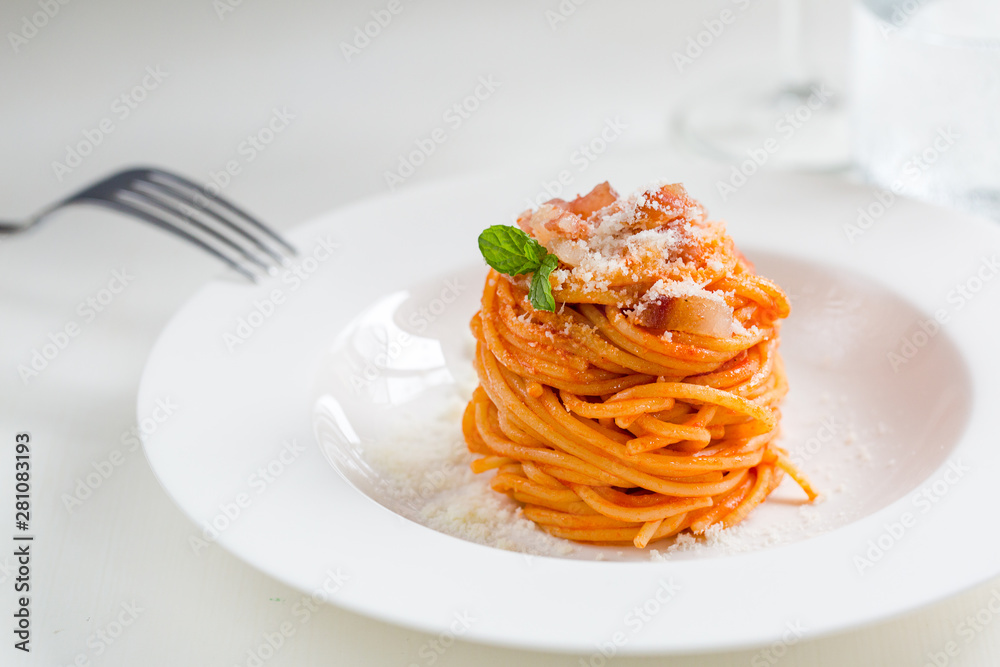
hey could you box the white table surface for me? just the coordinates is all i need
[3,0,999,665]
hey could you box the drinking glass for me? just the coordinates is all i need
[852,0,1000,219]
[675,0,851,171]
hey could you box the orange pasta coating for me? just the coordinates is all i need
[465,181,815,548]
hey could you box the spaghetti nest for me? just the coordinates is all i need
[463,181,816,549]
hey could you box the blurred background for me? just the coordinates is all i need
[1,0,854,223]
[2,0,999,665]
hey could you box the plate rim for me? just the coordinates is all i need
[138,167,1000,654]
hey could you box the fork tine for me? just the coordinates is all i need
[129,178,286,266]
[89,196,260,282]
[17,167,295,282]
[144,168,297,256]
[114,188,278,273]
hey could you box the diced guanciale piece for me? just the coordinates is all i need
[634,294,738,337]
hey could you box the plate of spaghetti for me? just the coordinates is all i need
[467,181,817,549]
[140,158,1000,653]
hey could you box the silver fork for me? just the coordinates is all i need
[0,166,296,281]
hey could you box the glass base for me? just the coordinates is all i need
[675,80,851,172]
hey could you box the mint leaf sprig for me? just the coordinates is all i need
[478,225,559,312]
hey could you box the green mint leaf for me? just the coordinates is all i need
[478,225,548,275]
[529,253,559,312]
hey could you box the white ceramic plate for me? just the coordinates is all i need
[140,161,1000,654]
